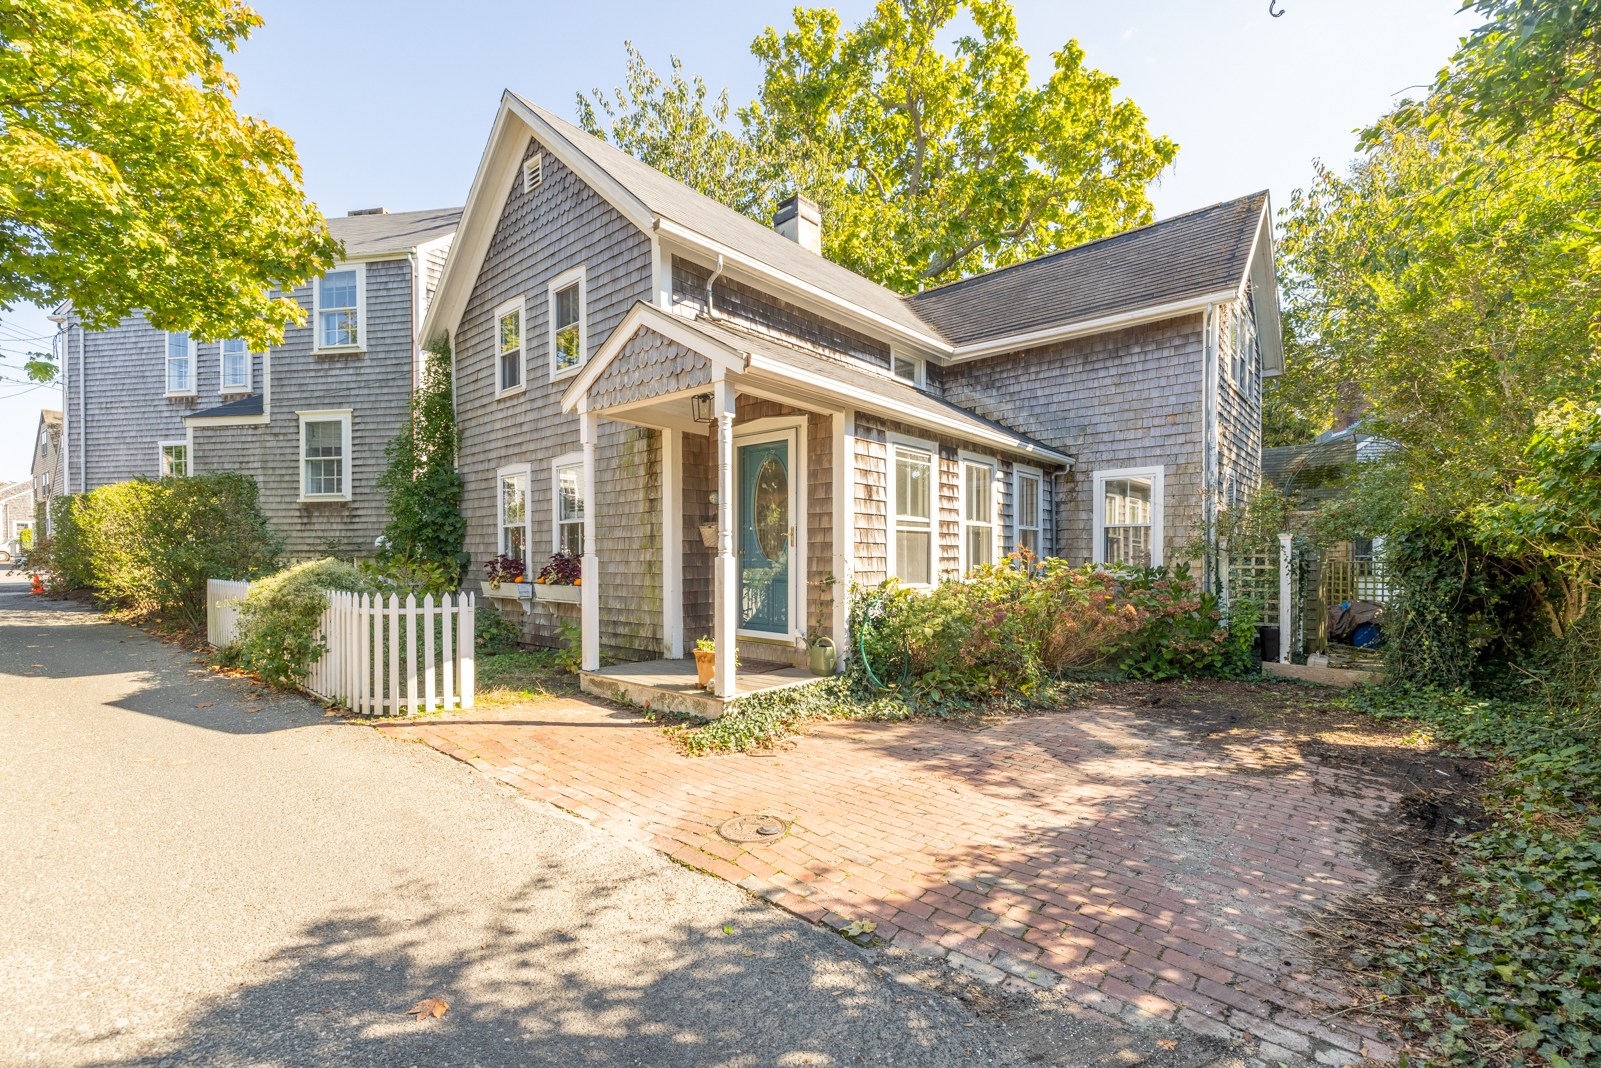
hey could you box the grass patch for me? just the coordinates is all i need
[1335,684,1600,1068]
[476,649,578,704]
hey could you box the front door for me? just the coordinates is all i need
[738,438,791,635]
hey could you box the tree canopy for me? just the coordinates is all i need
[579,0,1176,294]
[0,0,339,355]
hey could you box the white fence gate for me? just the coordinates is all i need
[205,580,475,715]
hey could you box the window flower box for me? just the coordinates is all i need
[533,582,579,604]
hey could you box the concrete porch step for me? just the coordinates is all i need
[579,657,823,719]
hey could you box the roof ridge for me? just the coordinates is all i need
[907,190,1270,300]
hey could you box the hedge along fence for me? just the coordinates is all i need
[44,473,282,630]
[210,558,476,713]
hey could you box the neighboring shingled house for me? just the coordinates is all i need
[28,409,62,535]
[1,478,33,560]
[419,93,1282,708]
[52,208,461,555]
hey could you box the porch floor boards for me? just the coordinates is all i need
[579,658,819,720]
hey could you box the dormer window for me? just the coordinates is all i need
[892,352,923,387]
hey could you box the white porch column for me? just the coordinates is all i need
[1277,531,1293,663]
[831,410,854,669]
[713,380,738,698]
[580,410,601,672]
[661,428,683,659]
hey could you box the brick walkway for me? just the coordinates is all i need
[379,697,1401,1064]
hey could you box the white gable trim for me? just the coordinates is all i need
[559,302,745,413]
[421,94,657,351]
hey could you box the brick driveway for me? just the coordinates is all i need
[379,694,1400,1064]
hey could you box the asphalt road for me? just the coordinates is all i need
[0,573,1237,1068]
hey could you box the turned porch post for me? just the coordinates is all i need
[713,379,738,698]
[580,409,600,672]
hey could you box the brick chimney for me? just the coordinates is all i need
[773,194,821,255]
[347,207,389,216]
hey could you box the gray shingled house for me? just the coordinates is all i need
[421,93,1282,712]
[52,208,461,556]
[28,409,62,536]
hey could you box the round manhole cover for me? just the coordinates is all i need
[717,814,789,843]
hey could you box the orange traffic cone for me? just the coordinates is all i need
[29,573,44,595]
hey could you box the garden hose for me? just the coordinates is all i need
[856,591,911,692]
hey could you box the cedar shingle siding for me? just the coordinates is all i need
[454,138,655,657]
[58,209,459,557]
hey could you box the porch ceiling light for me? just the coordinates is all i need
[690,392,715,423]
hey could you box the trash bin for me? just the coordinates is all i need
[1352,621,1383,648]
[1257,625,1280,663]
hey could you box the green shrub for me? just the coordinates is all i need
[234,558,366,688]
[474,608,522,656]
[43,473,280,628]
[850,556,1140,705]
[1114,563,1236,679]
[668,676,908,755]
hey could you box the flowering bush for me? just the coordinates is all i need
[483,553,525,584]
[850,554,1143,705]
[851,557,1260,702]
[536,550,581,585]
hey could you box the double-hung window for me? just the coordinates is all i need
[496,299,524,394]
[1014,469,1042,558]
[499,467,528,566]
[549,268,585,378]
[315,266,363,351]
[165,332,195,395]
[220,339,250,393]
[555,459,584,553]
[297,410,351,500]
[962,460,994,573]
[159,441,188,476]
[1095,467,1162,567]
[892,445,933,586]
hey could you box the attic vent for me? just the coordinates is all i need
[347,207,389,216]
[523,153,543,194]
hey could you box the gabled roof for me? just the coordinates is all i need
[906,193,1268,346]
[326,207,462,258]
[510,96,937,341]
[423,92,1283,370]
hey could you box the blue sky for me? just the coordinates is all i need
[0,0,1474,482]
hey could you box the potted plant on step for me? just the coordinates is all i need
[693,636,717,689]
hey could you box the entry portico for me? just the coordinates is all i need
[560,300,1070,709]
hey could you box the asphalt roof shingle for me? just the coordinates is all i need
[326,207,462,257]
[903,193,1268,346]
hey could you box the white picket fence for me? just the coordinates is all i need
[205,579,475,715]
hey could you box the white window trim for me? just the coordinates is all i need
[296,409,353,502]
[890,348,925,388]
[498,461,532,566]
[164,331,197,397]
[958,450,997,576]
[494,295,527,398]
[218,339,253,395]
[1013,463,1044,559]
[886,433,937,589]
[157,439,188,476]
[1092,465,1164,567]
[310,262,367,356]
[548,266,587,381]
[550,451,583,555]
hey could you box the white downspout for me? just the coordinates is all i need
[704,254,725,321]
